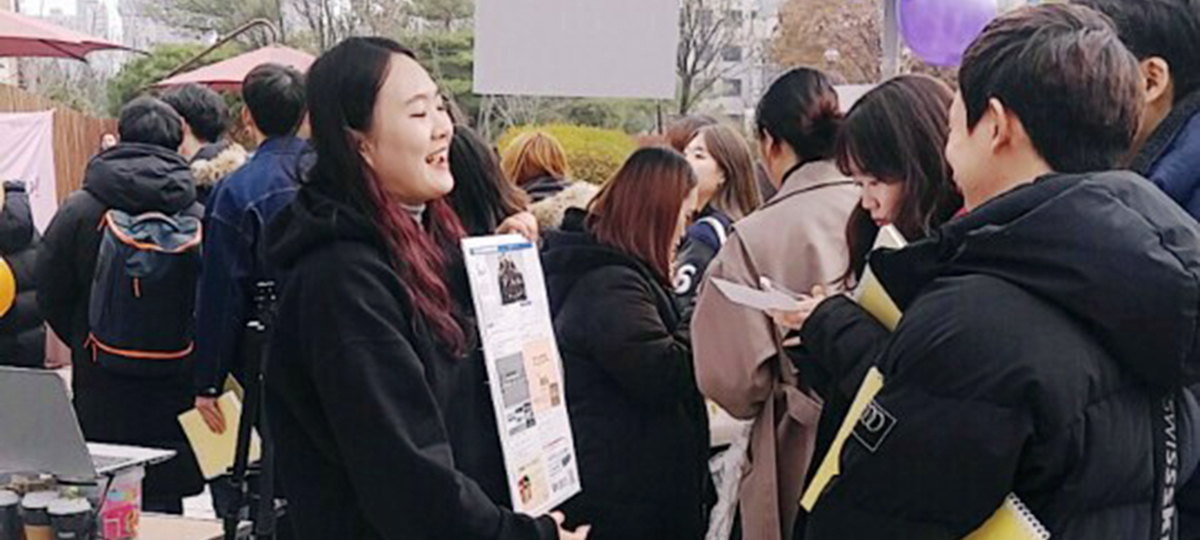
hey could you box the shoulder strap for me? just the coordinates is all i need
[731,237,797,387]
[697,216,728,248]
[1153,393,1180,540]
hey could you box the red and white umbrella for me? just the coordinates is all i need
[0,9,135,61]
[154,46,315,92]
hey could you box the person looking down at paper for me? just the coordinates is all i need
[768,74,963,488]
[262,37,587,540]
[691,67,860,540]
[792,5,1200,538]
[542,147,711,540]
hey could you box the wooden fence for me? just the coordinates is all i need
[0,84,117,203]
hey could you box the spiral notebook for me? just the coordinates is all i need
[801,226,1050,539]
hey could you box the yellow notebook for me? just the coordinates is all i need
[178,391,262,480]
[802,226,1050,538]
[850,225,906,331]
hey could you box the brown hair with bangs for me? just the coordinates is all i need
[588,147,698,280]
[835,74,962,283]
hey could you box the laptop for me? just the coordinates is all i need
[0,367,175,482]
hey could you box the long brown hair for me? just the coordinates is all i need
[501,131,570,186]
[695,124,761,220]
[588,147,697,280]
[835,74,961,283]
[306,37,468,355]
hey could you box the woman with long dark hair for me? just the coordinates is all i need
[690,67,859,540]
[542,147,710,540]
[768,77,961,539]
[447,125,532,236]
[264,37,586,540]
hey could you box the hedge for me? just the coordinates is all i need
[497,124,637,185]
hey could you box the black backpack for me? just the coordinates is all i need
[86,209,202,378]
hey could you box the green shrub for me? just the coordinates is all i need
[497,124,637,185]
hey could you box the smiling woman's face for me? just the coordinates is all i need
[358,53,455,205]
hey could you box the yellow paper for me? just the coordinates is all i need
[850,225,906,331]
[800,367,885,510]
[178,392,261,480]
[965,494,1051,540]
[223,375,244,402]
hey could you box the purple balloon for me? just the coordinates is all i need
[900,0,998,67]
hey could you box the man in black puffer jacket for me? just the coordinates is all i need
[805,5,1200,539]
[37,96,204,514]
[0,181,44,368]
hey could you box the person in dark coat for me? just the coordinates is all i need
[1076,0,1200,221]
[801,6,1200,538]
[36,96,204,513]
[0,181,44,369]
[264,37,586,540]
[769,75,963,539]
[543,147,709,540]
[161,83,247,206]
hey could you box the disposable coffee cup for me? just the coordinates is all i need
[0,490,20,540]
[49,498,94,540]
[21,491,58,540]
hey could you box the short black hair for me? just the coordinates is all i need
[960,4,1143,173]
[755,68,842,163]
[1074,0,1200,99]
[160,83,228,143]
[243,63,306,138]
[118,96,184,150]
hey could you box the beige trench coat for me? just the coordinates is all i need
[693,160,859,540]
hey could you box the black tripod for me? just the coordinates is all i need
[224,281,285,540]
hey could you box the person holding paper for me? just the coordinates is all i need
[691,68,859,540]
[542,147,710,540]
[800,6,1200,538]
[767,75,963,467]
[263,37,587,540]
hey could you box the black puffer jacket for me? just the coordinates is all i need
[264,185,555,540]
[0,182,44,369]
[36,143,204,501]
[805,171,1200,539]
[543,210,711,540]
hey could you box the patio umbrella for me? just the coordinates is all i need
[0,9,135,61]
[154,46,315,92]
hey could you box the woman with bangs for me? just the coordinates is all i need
[769,75,963,493]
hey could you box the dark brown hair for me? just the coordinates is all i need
[588,147,698,280]
[836,75,962,282]
[755,68,842,164]
[448,126,529,236]
[960,3,1143,173]
[694,124,761,220]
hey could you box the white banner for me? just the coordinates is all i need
[473,0,680,99]
[0,111,58,232]
[462,234,582,516]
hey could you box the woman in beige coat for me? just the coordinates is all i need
[692,68,859,540]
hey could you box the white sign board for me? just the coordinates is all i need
[462,235,582,515]
[473,0,680,99]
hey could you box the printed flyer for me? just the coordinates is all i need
[462,235,582,515]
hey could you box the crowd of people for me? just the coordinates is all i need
[5,1,1200,539]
